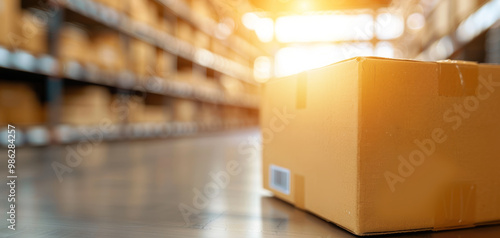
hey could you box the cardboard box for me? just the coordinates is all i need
[261,57,500,235]
[128,0,153,25]
[61,86,111,125]
[0,82,45,125]
[221,75,244,95]
[191,0,214,19]
[156,49,174,78]
[91,30,125,72]
[61,105,110,125]
[97,0,128,12]
[177,20,192,44]
[173,99,198,122]
[63,86,111,107]
[130,39,155,77]
[128,101,169,123]
[59,23,90,64]
[18,9,48,55]
[211,41,227,57]
[175,69,205,83]
[199,104,219,124]
[0,0,20,49]
[194,30,210,49]
[143,105,169,123]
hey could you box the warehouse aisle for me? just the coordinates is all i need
[0,128,499,237]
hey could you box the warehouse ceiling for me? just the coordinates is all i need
[248,0,393,12]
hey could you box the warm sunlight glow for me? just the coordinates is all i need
[242,12,260,30]
[275,43,373,77]
[375,12,404,40]
[254,56,272,82]
[255,18,274,42]
[275,13,373,42]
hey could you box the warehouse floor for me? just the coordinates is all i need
[1,128,500,237]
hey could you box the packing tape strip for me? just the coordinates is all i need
[433,181,476,230]
[294,174,306,209]
[438,61,478,97]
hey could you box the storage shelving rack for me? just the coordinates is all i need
[0,0,265,146]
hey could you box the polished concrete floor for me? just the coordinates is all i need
[1,128,500,237]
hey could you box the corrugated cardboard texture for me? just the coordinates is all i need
[262,59,360,233]
[261,57,500,235]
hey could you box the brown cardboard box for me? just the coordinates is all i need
[177,20,193,44]
[59,23,91,63]
[191,0,211,18]
[97,0,128,12]
[156,49,174,78]
[199,104,214,124]
[18,8,47,55]
[175,69,205,83]
[61,86,111,125]
[129,0,153,25]
[143,105,169,123]
[194,30,210,49]
[128,95,170,123]
[261,57,500,235]
[173,99,198,122]
[0,0,20,49]
[63,86,111,107]
[91,30,125,72]
[61,105,110,125]
[151,3,172,33]
[0,82,44,125]
[221,75,244,95]
[211,41,227,57]
[130,39,155,77]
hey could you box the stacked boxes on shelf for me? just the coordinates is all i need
[59,23,91,76]
[0,0,262,144]
[19,8,48,56]
[0,82,45,126]
[128,95,171,123]
[91,29,126,76]
[61,86,111,125]
[0,0,20,50]
[173,98,198,122]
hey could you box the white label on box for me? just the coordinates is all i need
[270,164,290,195]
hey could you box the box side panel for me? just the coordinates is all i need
[357,58,500,234]
[261,59,360,233]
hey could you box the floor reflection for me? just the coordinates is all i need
[0,128,499,237]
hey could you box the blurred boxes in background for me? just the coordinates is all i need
[128,0,153,25]
[91,30,125,73]
[0,0,20,49]
[211,41,227,58]
[0,82,45,125]
[128,95,171,123]
[61,86,111,125]
[173,98,198,122]
[191,0,215,20]
[130,39,155,77]
[0,0,260,137]
[199,104,219,124]
[156,49,174,78]
[177,20,193,44]
[59,23,91,64]
[96,0,128,12]
[19,8,47,55]
[194,30,210,49]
